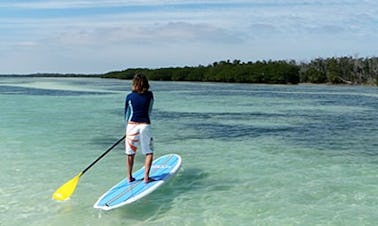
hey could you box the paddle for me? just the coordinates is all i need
[52,135,126,201]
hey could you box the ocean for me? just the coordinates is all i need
[0,77,377,225]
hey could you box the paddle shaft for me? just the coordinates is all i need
[82,135,126,175]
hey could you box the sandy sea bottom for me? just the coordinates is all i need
[0,77,377,225]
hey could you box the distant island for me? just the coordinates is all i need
[102,56,378,86]
[2,56,377,86]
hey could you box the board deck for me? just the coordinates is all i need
[93,154,182,210]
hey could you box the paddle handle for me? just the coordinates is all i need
[82,135,126,175]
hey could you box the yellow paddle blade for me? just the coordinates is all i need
[52,173,82,201]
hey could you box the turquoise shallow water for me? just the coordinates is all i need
[0,77,377,225]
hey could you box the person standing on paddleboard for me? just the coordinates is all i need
[124,73,154,183]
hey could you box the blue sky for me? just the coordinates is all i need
[0,0,377,74]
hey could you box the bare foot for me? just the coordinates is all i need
[128,177,136,183]
[144,177,155,183]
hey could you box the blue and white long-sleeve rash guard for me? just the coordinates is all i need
[124,91,154,124]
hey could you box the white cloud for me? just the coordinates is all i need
[0,0,378,73]
[58,22,239,45]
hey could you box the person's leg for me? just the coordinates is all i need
[144,153,154,183]
[127,154,136,182]
[125,123,139,182]
[140,124,154,183]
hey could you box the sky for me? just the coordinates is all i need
[0,0,377,74]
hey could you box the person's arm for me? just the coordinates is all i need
[148,98,154,116]
[125,98,131,122]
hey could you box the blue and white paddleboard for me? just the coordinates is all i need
[93,154,182,210]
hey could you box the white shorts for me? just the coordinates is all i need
[125,123,153,155]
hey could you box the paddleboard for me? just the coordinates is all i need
[93,154,182,210]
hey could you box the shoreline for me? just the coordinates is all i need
[1,75,377,87]
[1,56,378,86]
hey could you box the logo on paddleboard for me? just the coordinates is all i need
[152,165,170,169]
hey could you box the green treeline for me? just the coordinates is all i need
[102,57,378,85]
[299,57,378,85]
[102,59,300,84]
[3,56,376,85]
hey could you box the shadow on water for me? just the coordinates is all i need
[110,168,209,221]
[155,108,378,156]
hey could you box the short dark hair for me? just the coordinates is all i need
[132,73,150,93]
